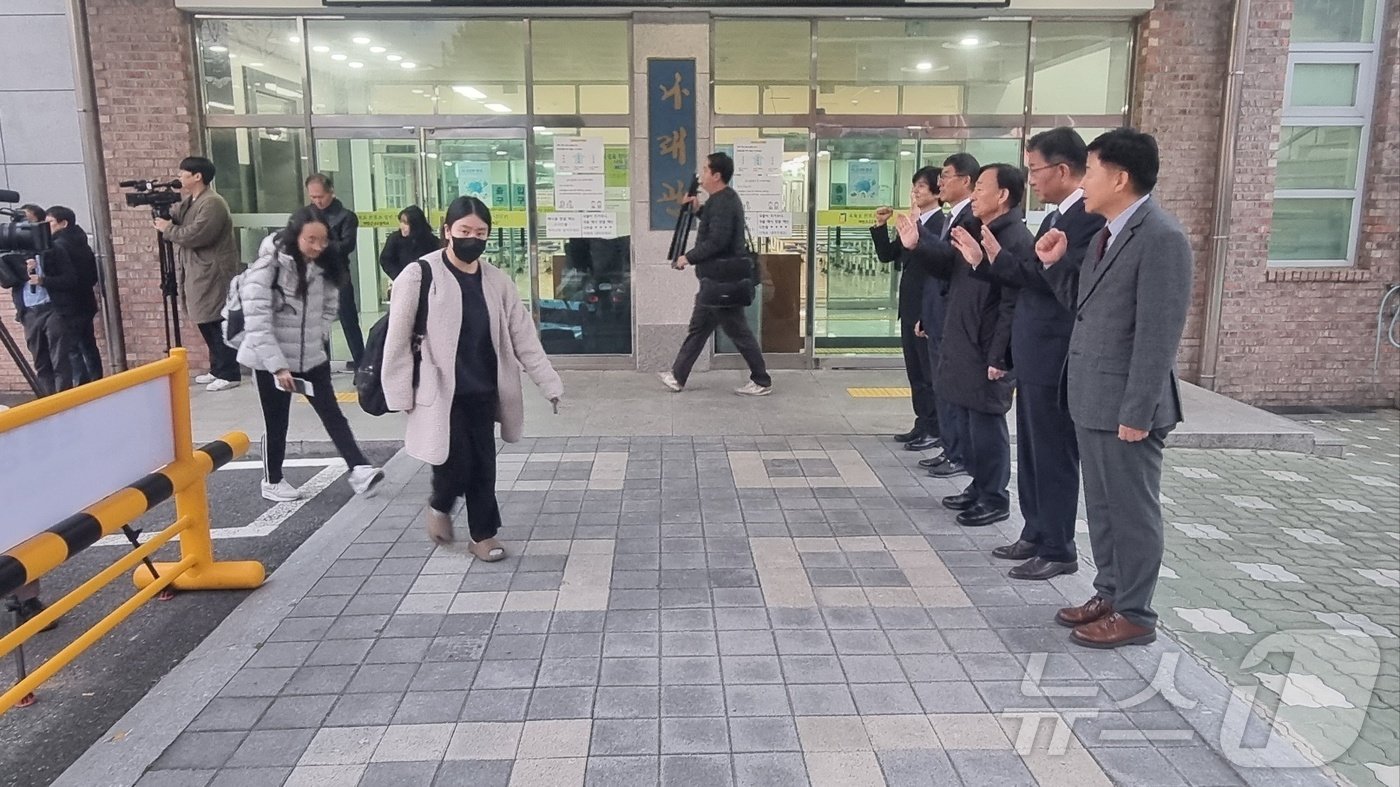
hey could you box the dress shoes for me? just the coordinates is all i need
[928,462,968,479]
[893,428,920,443]
[905,434,939,452]
[918,454,950,469]
[1055,596,1114,628]
[941,489,978,510]
[956,504,1010,527]
[991,539,1037,561]
[1008,556,1079,580]
[1070,613,1157,649]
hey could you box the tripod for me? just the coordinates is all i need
[155,227,182,351]
[0,318,41,397]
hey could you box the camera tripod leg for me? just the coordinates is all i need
[5,596,37,709]
[0,316,42,398]
[121,526,174,601]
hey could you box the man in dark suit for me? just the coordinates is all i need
[871,166,943,452]
[1040,128,1193,649]
[907,154,980,480]
[967,128,1106,581]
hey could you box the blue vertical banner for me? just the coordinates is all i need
[648,58,697,231]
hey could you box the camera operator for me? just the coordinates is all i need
[152,156,242,391]
[305,174,364,373]
[21,205,45,225]
[46,206,103,385]
[7,231,77,396]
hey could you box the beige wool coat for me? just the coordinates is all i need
[382,252,563,466]
[166,189,241,325]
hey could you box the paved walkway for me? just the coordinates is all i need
[54,417,1364,786]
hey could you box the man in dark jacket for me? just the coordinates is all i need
[872,166,942,451]
[306,174,364,372]
[967,129,1106,581]
[46,206,103,385]
[661,152,772,396]
[9,240,77,395]
[903,163,1028,528]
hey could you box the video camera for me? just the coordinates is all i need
[121,178,183,219]
[0,189,51,289]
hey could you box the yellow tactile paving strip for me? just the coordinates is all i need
[847,387,912,398]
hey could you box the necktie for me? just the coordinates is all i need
[1039,210,1060,237]
[1095,229,1110,263]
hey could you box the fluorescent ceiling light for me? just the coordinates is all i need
[387,54,403,62]
[288,35,300,44]
[352,36,371,45]
[916,61,933,71]
[348,62,364,69]
[208,45,228,53]
[248,62,263,67]
[313,45,330,53]
[960,36,980,46]
[485,102,511,112]
[331,53,347,61]
[369,46,386,54]
[453,85,487,100]
[858,157,871,163]
[900,150,913,156]
[400,62,417,70]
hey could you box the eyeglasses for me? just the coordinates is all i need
[1027,163,1063,174]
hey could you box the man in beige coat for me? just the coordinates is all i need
[153,156,242,391]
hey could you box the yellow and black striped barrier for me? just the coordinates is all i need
[0,349,263,715]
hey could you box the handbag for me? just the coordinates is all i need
[697,227,758,307]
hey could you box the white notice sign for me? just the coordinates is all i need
[753,212,793,238]
[545,212,583,238]
[733,139,784,175]
[553,137,605,174]
[554,174,605,212]
[581,213,617,239]
[738,190,785,214]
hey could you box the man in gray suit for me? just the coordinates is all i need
[1038,128,1192,649]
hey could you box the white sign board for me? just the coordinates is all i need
[733,139,784,176]
[581,213,618,239]
[545,212,583,238]
[753,212,793,238]
[0,379,176,554]
[553,137,605,174]
[554,174,605,212]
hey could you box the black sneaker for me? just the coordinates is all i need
[16,598,59,633]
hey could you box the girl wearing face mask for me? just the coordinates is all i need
[239,207,385,502]
[382,196,562,561]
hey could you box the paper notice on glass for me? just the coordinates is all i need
[733,139,784,176]
[554,174,605,212]
[545,212,583,238]
[581,213,617,239]
[553,137,605,174]
[738,190,785,214]
[733,174,784,198]
[753,212,793,238]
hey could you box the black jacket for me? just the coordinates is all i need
[971,199,1105,386]
[913,208,1027,415]
[379,231,440,281]
[315,198,360,285]
[687,186,746,280]
[51,225,101,318]
[2,243,80,319]
[872,210,943,322]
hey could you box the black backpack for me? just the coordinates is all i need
[356,257,432,416]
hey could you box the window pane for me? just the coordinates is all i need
[816,20,1029,116]
[1268,198,1353,261]
[1031,22,1132,115]
[1292,0,1378,43]
[715,20,811,114]
[197,19,305,116]
[1276,125,1363,190]
[533,21,629,115]
[207,127,307,260]
[307,20,525,115]
[1290,63,1360,107]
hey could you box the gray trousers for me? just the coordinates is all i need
[1076,424,1173,628]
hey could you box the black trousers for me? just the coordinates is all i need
[900,317,938,436]
[197,320,241,381]
[338,283,366,369]
[67,313,103,386]
[671,300,771,387]
[254,363,368,484]
[1015,382,1081,562]
[955,404,1011,510]
[431,394,503,542]
[21,306,72,397]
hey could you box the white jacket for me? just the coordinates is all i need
[235,234,340,374]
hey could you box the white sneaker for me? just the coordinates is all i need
[735,381,772,397]
[261,479,302,502]
[659,372,683,392]
[195,373,216,385]
[206,378,240,392]
[348,465,384,497]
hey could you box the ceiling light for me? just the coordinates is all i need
[352,36,371,45]
[400,62,417,70]
[916,61,933,71]
[496,150,509,156]
[453,85,487,100]
[208,45,228,53]
[331,53,347,61]
[960,36,980,47]
[313,45,330,53]
[369,46,386,54]
[348,62,364,69]
[858,157,871,163]
[387,54,403,62]
[412,89,424,94]
[485,102,511,112]
[900,151,913,157]
[288,35,301,44]
[249,62,263,67]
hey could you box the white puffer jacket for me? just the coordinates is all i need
[235,234,340,374]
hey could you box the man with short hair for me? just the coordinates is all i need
[661,152,772,397]
[154,156,242,391]
[306,173,364,372]
[1040,128,1193,649]
[46,206,104,385]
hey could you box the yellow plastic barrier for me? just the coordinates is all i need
[0,349,263,714]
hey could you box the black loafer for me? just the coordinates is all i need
[992,540,1038,561]
[905,435,939,452]
[928,462,968,479]
[956,504,1010,527]
[893,428,920,443]
[1009,556,1079,580]
[941,489,978,510]
[918,454,950,469]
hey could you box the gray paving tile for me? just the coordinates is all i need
[134,770,215,787]
[879,749,960,787]
[345,663,418,694]
[724,684,792,717]
[432,759,512,787]
[151,731,245,770]
[527,687,596,719]
[188,697,273,732]
[661,684,726,716]
[585,756,660,787]
[734,752,809,786]
[787,684,858,716]
[324,693,400,727]
[729,716,801,753]
[255,695,336,730]
[661,717,731,754]
[359,761,440,785]
[1088,746,1190,786]
[595,686,660,719]
[392,691,468,724]
[591,719,661,756]
[207,767,292,787]
[224,728,316,768]
[458,689,531,722]
[661,754,734,787]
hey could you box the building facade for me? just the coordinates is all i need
[1,0,1396,406]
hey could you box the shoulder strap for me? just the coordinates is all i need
[412,256,433,336]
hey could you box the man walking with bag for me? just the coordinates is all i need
[660,152,772,396]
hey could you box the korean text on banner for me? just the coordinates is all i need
[648,59,697,231]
